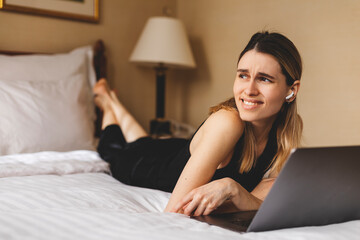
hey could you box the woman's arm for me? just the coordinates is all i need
[164,109,244,214]
[172,176,277,216]
[251,177,276,201]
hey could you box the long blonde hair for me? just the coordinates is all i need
[210,32,303,175]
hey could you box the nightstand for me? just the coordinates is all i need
[150,119,195,139]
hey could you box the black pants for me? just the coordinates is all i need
[97,124,190,192]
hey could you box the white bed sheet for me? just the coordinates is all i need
[0,151,359,240]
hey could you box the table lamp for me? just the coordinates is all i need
[129,16,196,136]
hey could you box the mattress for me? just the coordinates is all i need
[0,150,359,240]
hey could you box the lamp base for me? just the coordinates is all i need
[150,119,171,137]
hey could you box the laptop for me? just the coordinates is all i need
[193,145,360,232]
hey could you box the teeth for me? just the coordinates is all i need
[243,100,257,106]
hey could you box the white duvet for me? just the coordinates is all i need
[0,151,359,240]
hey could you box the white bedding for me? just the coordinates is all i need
[0,151,359,240]
[0,150,108,178]
[0,46,97,155]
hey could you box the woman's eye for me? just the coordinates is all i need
[239,74,247,79]
[260,77,272,83]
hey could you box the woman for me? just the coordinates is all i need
[94,31,302,216]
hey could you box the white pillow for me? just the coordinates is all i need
[0,46,97,155]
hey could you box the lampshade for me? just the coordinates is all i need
[129,16,196,69]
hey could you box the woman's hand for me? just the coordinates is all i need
[171,177,267,216]
[172,178,236,216]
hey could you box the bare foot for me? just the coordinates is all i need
[93,78,113,111]
[94,79,148,140]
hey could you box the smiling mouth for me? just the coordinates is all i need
[242,99,263,106]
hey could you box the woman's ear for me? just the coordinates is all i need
[286,80,300,102]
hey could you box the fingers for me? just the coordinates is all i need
[184,195,220,216]
[203,201,219,216]
[181,192,219,216]
[172,180,233,216]
[183,195,201,216]
[172,190,202,216]
[172,193,193,214]
[193,199,207,216]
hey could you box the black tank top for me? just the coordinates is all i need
[210,124,277,191]
[183,121,278,192]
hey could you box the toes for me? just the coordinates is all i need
[93,80,110,96]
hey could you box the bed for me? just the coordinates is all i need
[0,41,359,240]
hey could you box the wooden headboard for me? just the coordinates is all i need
[93,40,106,137]
[0,40,106,137]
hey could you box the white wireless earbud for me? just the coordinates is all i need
[285,91,295,100]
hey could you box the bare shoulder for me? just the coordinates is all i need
[191,109,244,152]
[205,109,244,136]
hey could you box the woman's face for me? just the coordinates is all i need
[233,50,292,126]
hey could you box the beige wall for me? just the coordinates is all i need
[172,0,360,147]
[1,0,359,147]
[0,0,176,132]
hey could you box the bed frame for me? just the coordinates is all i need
[0,40,106,137]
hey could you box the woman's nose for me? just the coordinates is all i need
[244,79,259,96]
